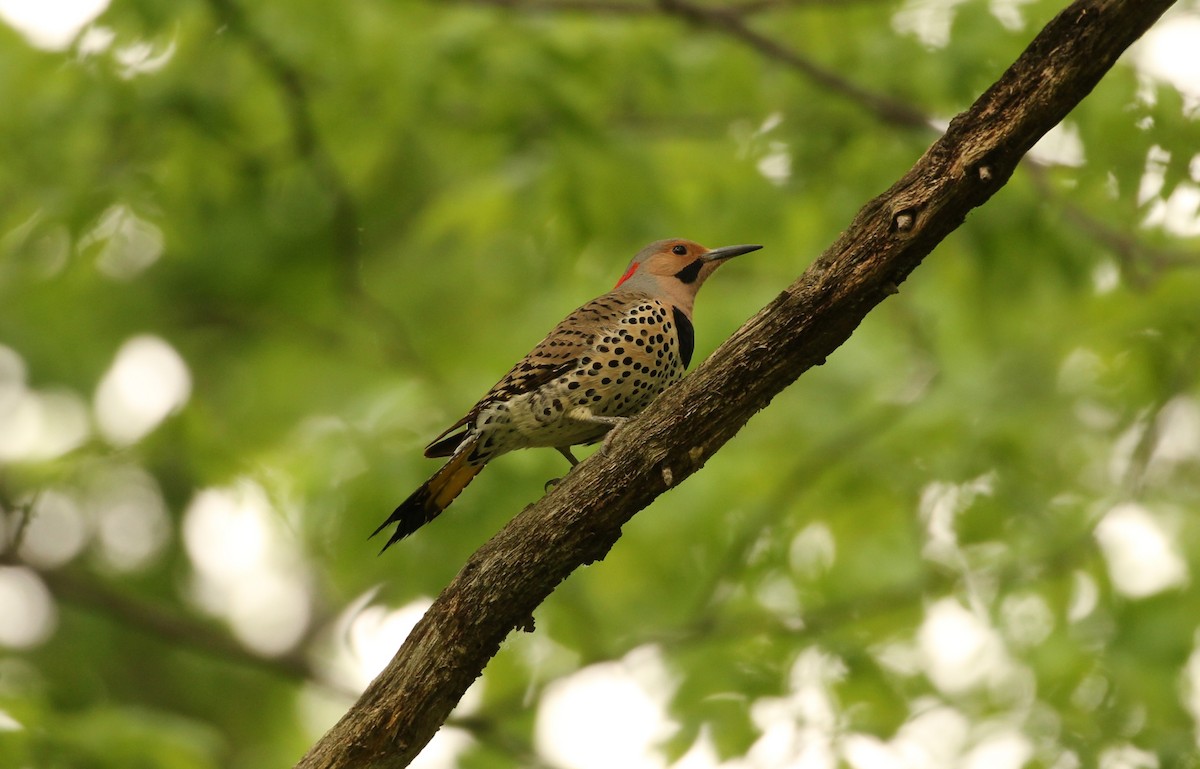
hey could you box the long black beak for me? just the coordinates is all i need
[702,244,763,262]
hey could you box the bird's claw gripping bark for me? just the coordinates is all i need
[600,418,628,452]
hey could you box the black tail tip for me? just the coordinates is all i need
[371,485,437,554]
[370,519,408,555]
[370,509,419,554]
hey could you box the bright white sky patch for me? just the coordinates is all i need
[183,480,311,655]
[1149,395,1200,472]
[962,729,1033,769]
[842,733,901,769]
[536,646,674,769]
[1095,503,1188,598]
[1099,743,1161,769]
[847,711,1032,769]
[1134,15,1200,101]
[1143,178,1200,237]
[18,490,87,569]
[1091,260,1121,295]
[892,0,968,48]
[114,38,176,79]
[917,599,1013,695]
[733,112,793,187]
[0,567,56,648]
[1138,146,1172,206]
[184,483,271,578]
[1029,121,1086,167]
[1137,145,1200,237]
[741,647,846,769]
[999,592,1054,649]
[76,24,114,55]
[301,593,476,769]
[0,388,89,463]
[847,701,970,769]
[789,521,837,580]
[757,144,792,187]
[0,0,109,50]
[91,465,171,572]
[331,593,433,692]
[94,335,191,446]
[409,727,475,769]
[1067,570,1099,623]
[918,474,995,568]
[988,0,1037,32]
[230,570,311,656]
[80,204,164,280]
[0,345,90,463]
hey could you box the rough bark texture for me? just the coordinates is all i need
[296,1,1178,766]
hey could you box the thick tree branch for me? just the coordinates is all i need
[297,1,1177,766]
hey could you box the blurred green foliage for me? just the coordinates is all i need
[2,0,1199,767]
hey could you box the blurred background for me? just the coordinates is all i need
[1,0,1199,767]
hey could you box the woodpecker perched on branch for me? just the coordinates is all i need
[373,239,761,550]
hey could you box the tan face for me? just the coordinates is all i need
[614,240,714,289]
[613,240,761,294]
[640,240,712,279]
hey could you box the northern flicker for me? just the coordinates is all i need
[373,239,761,550]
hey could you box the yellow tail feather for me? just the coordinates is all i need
[373,447,485,551]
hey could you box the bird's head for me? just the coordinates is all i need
[612,239,761,308]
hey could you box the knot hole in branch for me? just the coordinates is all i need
[967,150,1005,189]
[891,207,919,235]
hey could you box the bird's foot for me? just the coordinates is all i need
[544,459,582,491]
[544,445,587,490]
[600,418,629,452]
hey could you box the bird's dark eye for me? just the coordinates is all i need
[671,244,688,256]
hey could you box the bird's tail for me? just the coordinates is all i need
[372,448,484,552]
